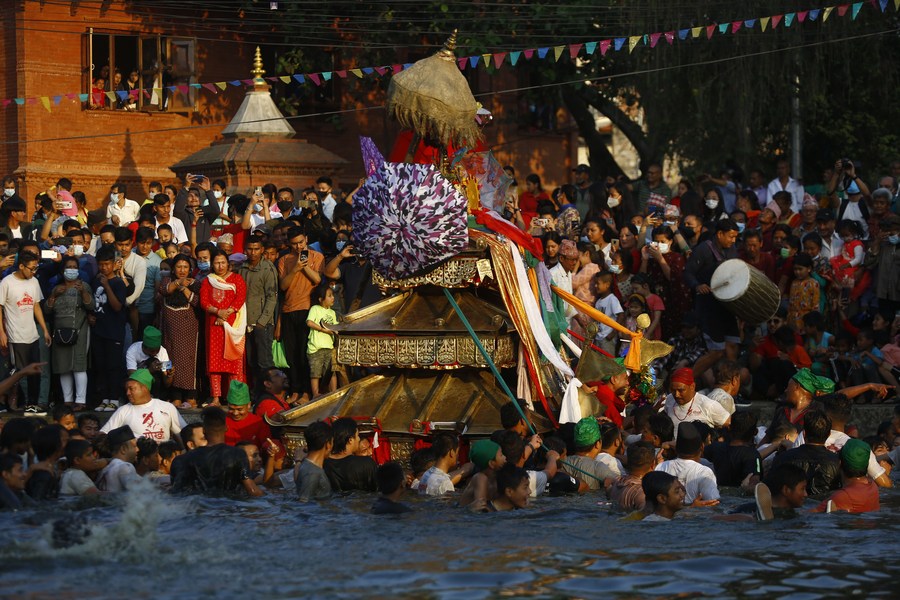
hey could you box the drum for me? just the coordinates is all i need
[710,259,780,324]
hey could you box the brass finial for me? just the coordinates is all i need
[251,46,266,82]
[437,29,458,61]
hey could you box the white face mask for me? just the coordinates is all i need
[609,264,623,274]
[657,242,670,254]
[705,199,719,209]
[213,190,223,199]
[110,193,119,203]
[3,189,14,198]
[607,196,620,208]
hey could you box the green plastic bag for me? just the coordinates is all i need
[272,340,290,369]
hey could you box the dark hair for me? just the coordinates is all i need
[429,432,459,460]
[772,325,797,349]
[51,403,74,424]
[559,184,577,203]
[287,226,306,241]
[647,413,674,444]
[135,226,155,244]
[763,463,807,498]
[0,418,36,451]
[111,182,127,196]
[729,411,758,444]
[375,461,405,495]
[793,253,813,269]
[642,471,678,508]
[158,441,179,462]
[625,441,655,470]
[492,429,525,466]
[715,218,740,233]
[836,219,862,238]
[525,173,542,189]
[156,223,173,235]
[330,417,358,454]
[631,405,654,432]
[31,424,65,461]
[18,250,38,266]
[113,227,133,244]
[409,448,436,477]
[600,423,621,450]
[95,245,117,263]
[542,231,562,251]
[651,226,674,241]
[500,401,527,430]
[773,224,792,238]
[543,435,567,456]
[821,393,852,424]
[802,409,832,445]
[201,406,228,436]
[743,229,762,243]
[181,423,203,449]
[738,189,761,211]
[315,176,333,188]
[65,439,93,465]
[536,199,555,216]
[313,284,332,305]
[713,359,741,386]
[77,413,100,430]
[496,464,529,495]
[137,437,159,461]
[802,311,824,330]
[304,421,333,452]
[0,453,23,474]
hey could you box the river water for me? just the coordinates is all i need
[1,480,898,599]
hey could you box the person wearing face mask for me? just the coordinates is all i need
[639,226,689,340]
[105,183,140,227]
[45,256,95,409]
[864,214,900,316]
[175,180,219,245]
[316,177,338,222]
[701,188,725,231]
[1,175,20,207]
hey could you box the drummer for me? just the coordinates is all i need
[684,219,741,378]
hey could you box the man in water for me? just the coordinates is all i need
[323,417,377,492]
[170,407,264,497]
[560,417,618,492]
[772,408,840,497]
[225,380,272,450]
[639,471,685,522]
[96,426,141,492]
[663,368,731,432]
[100,369,186,443]
[655,422,720,507]
[753,463,809,520]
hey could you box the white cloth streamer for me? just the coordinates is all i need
[559,377,583,424]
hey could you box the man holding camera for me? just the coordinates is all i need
[277,227,323,397]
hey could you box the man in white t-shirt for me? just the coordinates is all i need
[766,158,804,213]
[101,369,186,443]
[125,326,170,373]
[655,422,720,506]
[96,425,141,492]
[0,250,51,413]
[153,195,188,244]
[106,183,141,226]
[417,432,473,496]
[664,368,731,435]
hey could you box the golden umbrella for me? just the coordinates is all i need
[386,31,483,156]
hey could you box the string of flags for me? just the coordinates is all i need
[4,0,897,113]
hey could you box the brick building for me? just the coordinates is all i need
[1,1,579,212]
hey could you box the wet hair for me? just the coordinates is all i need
[647,413,674,444]
[642,471,678,508]
[201,406,228,437]
[409,448,436,477]
[729,411,758,444]
[430,432,459,460]
[137,437,159,461]
[305,421,333,452]
[31,424,65,461]
[0,453,23,474]
[51,404,74,424]
[330,417,358,454]
[496,464,529,496]
[821,393,852,424]
[65,439,93,465]
[158,441,179,462]
[543,435,567,457]
[763,463,807,498]
[492,429,525,465]
[802,409,832,445]
[713,359,741,387]
[0,418,36,451]
[600,423,621,450]
[625,441,655,470]
[376,461,406,495]
[500,400,527,430]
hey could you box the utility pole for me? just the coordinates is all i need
[790,56,802,182]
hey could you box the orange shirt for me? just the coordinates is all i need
[277,249,324,312]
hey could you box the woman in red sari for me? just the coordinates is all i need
[199,251,247,406]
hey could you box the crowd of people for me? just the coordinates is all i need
[0,154,898,518]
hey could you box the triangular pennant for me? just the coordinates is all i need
[52,95,62,105]
[482,53,492,67]
[744,18,757,28]
[457,57,467,70]
[66,93,77,100]
[469,55,480,68]
[537,47,550,59]
[493,52,506,68]
[130,89,141,99]
[278,76,291,84]
[678,29,689,40]
[350,69,363,78]
[523,49,535,59]
[240,79,254,86]
[105,92,117,104]
[731,21,742,33]
[78,93,88,102]
[362,67,375,75]
[599,40,612,55]
[116,90,128,100]
[510,51,522,65]
[879,0,888,11]
[706,24,716,39]
[215,82,227,90]
[335,70,347,78]
[153,88,164,98]
[628,36,641,53]
[798,10,809,22]
[893,0,898,11]
[837,4,849,16]
[202,83,218,93]
[178,85,190,94]
[614,37,626,51]
[649,33,662,47]
[403,63,412,69]
[293,74,306,84]
[824,6,835,20]
[772,14,783,28]
[308,73,321,86]
[391,65,402,74]
[15,98,25,105]
[809,8,821,20]
[2,99,11,107]
[374,66,388,75]
[585,41,597,55]
[718,23,729,34]
[851,2,863,18]
[785,13,796,26]
[265,77,279,82]
[760,17,770,31]
[142,90,151,99]
[553,46,565,61]
[228,80,242,86]
[664,31,675,45]
[322,71,332,81]
[568,44,582,59]
[40,97,51,112]
[691,27,702,38]
[643,34,649,46]
[27,98,37,105]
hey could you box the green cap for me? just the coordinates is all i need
[227,380,251,406]
[791,368,835,396]
[574,417,601,448]
[469,439,501,470]
[841,439,870,472]
[128,368,154,391]
[142,326,162,350]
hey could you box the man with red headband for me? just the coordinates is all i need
[663,368,731,433]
